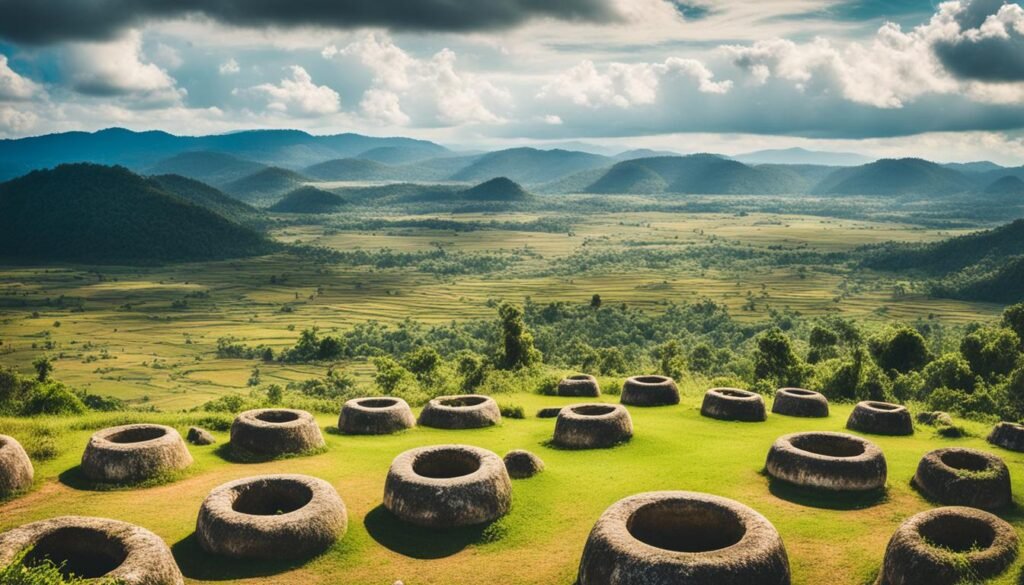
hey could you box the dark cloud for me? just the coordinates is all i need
[935,0,1024,81]
[0,0,622,44]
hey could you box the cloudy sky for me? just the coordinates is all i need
[2,0,1024,162]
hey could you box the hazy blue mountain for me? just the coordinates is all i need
[585,155,809,195]
[984,175,1024,197]
[268,186,348,214]
[734,147,872,167]
[355,143,450,164]
[450,147,610,184]
[0,164,274,263]
[147,151,266,186]
[943,161,1006,174]
[0,127,449,175]
[147,174,266,227]
[612,149,681,161]
[222,167,310,203]
[813,158,975,196]
[302,158,443,182]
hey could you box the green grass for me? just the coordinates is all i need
[4,388,1024,584]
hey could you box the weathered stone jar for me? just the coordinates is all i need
[80,423,192,484]
[765,432,887,492]
[338,397,415,435]
[877,507,1018,585]
[912,447,1011,511]
[552,403,633,449]
[771,388,829,418]
[557,374,601,397]
[230,408,324,457]
[577,491,791,585]
[701,388,767,422]
[620,375,680,407]
[383,444,511,528]
[846,401,914,436]
[417,394,501,429]
[0,516,183,585]
[0,434,33,497]
[987,421,1024,452]
[196,474,347,559]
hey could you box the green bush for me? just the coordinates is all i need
[21,383,86,416]
[499,403,525,419]
[0,549,118,584]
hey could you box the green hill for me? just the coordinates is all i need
[303,158,395,181]
[147,174,266,227]
[451,148,609,184]
[222,167,309,203]
[146,151,266,185]
[0,164,275,264]
[268,186,348,213]
[984,175,1024,197]
[863,219,1024,274]
[459,177,533,201]
[355,144,449,164]
[813,158,975,196]
[585,155,808,195]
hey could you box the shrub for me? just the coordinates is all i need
[868,326,931,374]
[21,383,86,416]
[499,403,525,419]
[0,549,115,585]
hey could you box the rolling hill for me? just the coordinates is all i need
[813,158,976,196]
[222,167,310,203]
[984,175,1024,197]
[355,143,450,164]
[147,174,266,227]
[450,148,610,185]
[268,186,348,214]
[459,177,533,201]
[147,151,266,186]
[862,219,1024,274]
[584,155,809,195]
[734,147,871,167]
[0,164,275,264]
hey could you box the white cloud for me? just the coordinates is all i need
[245,65,341,116]
[329,33,508,125]
[539,56,731,108]
[0,55,42,101]
[64,31,184,106]
[0,105,37,133]
[543,114,563,125]
[359,88,409,125]
[722,1,1024,110]
[219,58,240,75]
[152,43,183,69]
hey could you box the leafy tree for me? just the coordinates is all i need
[598,347,628,375]
[265,384,283,404]
[807,325,839,364]
[921,353,978,394]
[960,326,1020,381]
[590,294,603,309]
[247,366,261,387]
[656,340,687,379]
[496,303,541,370]
[868,326,931,374]
[1002,302,1024,344]
[32,356,53,383]
[373,356,417,394]
[403,346,442,383]
[21,382,86,415]
[753,328,808,388]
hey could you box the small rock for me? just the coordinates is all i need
[536,407,562,419]
[187,426,216,445]
[504,449,544,479]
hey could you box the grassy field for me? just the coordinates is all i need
[2,386,1024,585]
[0,211,999,410]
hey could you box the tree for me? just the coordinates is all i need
[960,327,1020,381]
[247,366,261,387]
[921,353,978,395]
[32,356,53,383]
[590,294,602,309]
[656,340,687,379]
[403,346,443,384]
[496,303,541,369]
[753,328,808,388]
[868,326,931,374]
[265,384,283,404]
[807,325,839,364]
[1003,302,1024,345]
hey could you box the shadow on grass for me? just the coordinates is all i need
[212,443,327,464]
[767,477,888,510]
[363,505,490,559]
[171,533,307,580]
[58,465,182,492]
